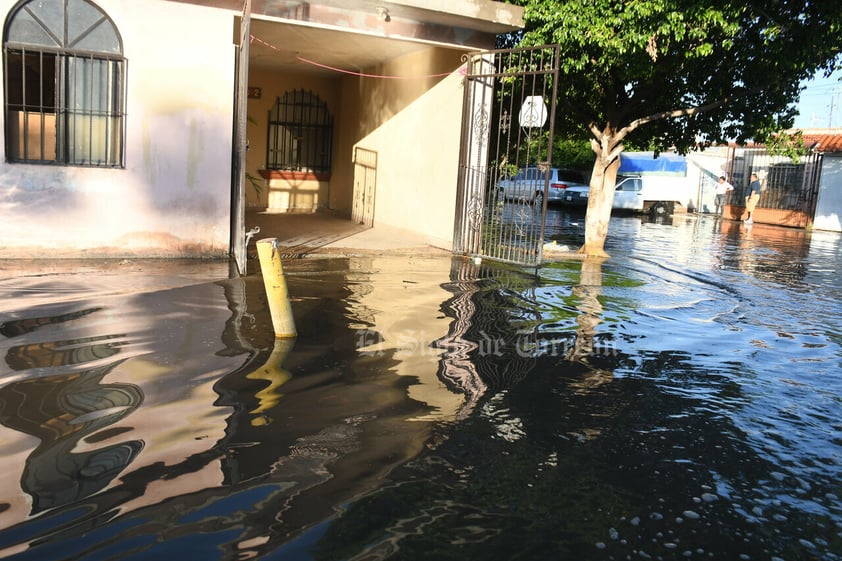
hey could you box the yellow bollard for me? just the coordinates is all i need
[256,238,297,338]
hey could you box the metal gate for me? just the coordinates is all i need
[724,147,823,220]
[352,147,377,227]
[696,145,823,226]
[453,45,560,267]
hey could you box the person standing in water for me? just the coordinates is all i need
[714,176,733,214]
[744,173,762,224]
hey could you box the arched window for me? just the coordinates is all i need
[3,0,125,167]
[267,90,333,174]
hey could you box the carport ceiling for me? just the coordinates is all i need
[249,18,447,76]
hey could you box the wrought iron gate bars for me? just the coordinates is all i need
[454,44,560,268]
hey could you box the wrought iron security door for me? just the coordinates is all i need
[453,45,560,267]
[352,147,377,227]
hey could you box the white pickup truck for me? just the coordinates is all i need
[612,175,689,215]
[560,152,692,216]
[561,175,688,215]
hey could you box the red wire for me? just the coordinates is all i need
[250,34,457,80]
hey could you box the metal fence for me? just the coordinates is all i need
[695,145,822,216]
[727,147,821,212]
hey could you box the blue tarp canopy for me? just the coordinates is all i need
[619,152,687,176]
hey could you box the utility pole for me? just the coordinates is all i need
[829,88,842,128]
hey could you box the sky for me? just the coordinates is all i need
[792,68,842,129]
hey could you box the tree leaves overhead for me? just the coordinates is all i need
[511,0,842,151]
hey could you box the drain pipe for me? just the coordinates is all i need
[256,238,297,338]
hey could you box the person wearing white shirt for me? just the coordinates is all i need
[714,176,733,214]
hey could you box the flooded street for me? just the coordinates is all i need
[1,212,841,560]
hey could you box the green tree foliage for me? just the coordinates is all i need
[506,0,842,255]
[514,132,594,172]
[554,138,595,170]
[766,130,810,164]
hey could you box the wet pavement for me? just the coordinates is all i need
[245,210,453,257]
[0,210,841,560]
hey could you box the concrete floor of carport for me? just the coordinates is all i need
[244,209,454,257]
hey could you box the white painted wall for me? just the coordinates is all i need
[813,154,842,232]
[337,49,464,247]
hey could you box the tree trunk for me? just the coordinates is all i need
[579,136,622,257]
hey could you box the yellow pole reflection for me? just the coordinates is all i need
[244,338,295,426]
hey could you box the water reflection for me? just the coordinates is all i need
[0,361,142,514]
[0,307,101,338]
[309,222,842,561]
[0,216,840,560]
[436,260,540,393]
[567,258,604,358]
[717,219,811,284]
[0,259,459,559]
[0,282,245,558]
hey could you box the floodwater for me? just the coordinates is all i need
[0,211,840,561]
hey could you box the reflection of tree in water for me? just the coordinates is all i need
[564,257,615,391]
[3,255,834,560]
[431,257,626,416]
[310,254,838,560]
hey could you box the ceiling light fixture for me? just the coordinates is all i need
[376,6,391,23]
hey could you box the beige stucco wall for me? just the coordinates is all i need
[243,70,342,211]
[0,0,235,258]
[248,45,466,247]
[0,0,482,258]
[334,48,465,244]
